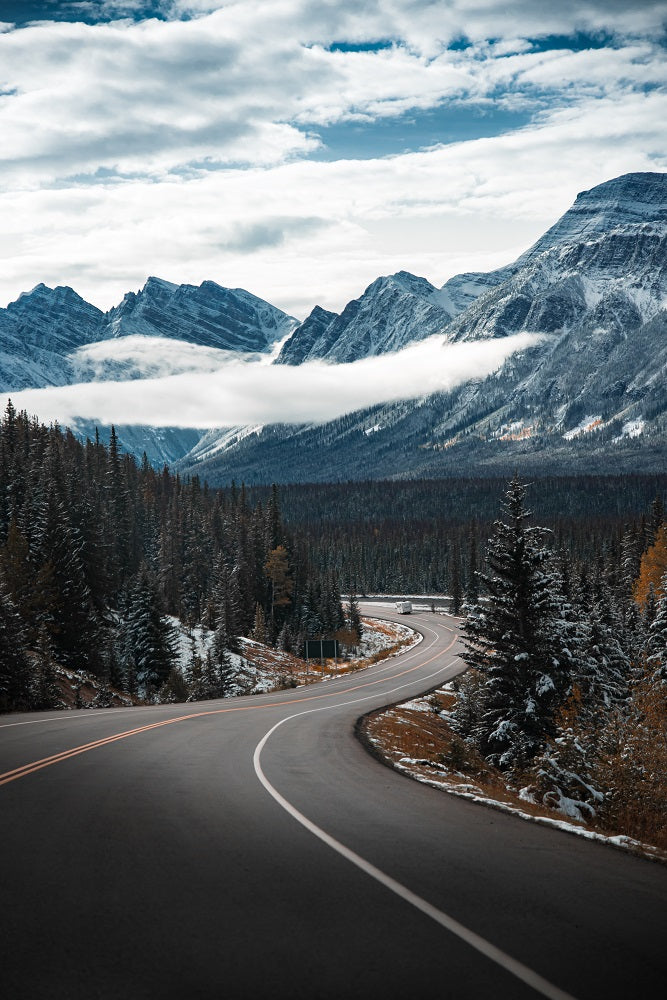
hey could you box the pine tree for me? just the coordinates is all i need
[251,603,267,644]
[582,604,632,710]
[265,544,293,629]
[32,626,62,711]
[123,566,177,696]
[450,542,463,615]
[0,570,30,711]
[466,529,479,603]
[647,496,664,547]
[460,478,574,771]
[534,687,604,822]
[347,593,363,645]
[31,489,98,671]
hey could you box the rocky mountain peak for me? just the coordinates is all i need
[520,172,667,265]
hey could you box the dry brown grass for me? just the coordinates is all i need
[363,685,667,859]
[592,680,667,851]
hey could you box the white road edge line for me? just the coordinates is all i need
[252,648,578,1000]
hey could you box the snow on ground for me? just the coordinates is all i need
[168,616,215,666]
[39,612,422,712]
[357,617,421,659]
[363,687,667,865]
[168,616,298,695]
[563,415,603,440]
[167,613,420,697]
[613,418,645,442]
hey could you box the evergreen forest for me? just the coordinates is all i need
[449,478,667,846]
[247,475,667,599]
[0,402,345,712]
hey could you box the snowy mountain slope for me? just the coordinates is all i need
[276,265,516,366]
[104,276,297,351]
[445,220,666,343]
[0,284,105,389]
[276,270,462,364]
[179,172,667,483]
[275,305,337,365]
[0,276,297,393]
[517,171,667,263]
[434,269,512,317]
[2,172,665,477]
[0,276,298,463]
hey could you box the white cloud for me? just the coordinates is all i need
[1,84,663,317]
[0,5,663,188]
[71,334,260,380]
[7,331,544,428]
[0,1,663,317]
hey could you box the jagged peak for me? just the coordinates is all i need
[363,270,438,298]
[141,275,179,294]
[13,282,93,308]
[307,304,337,320]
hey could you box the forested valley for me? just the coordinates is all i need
[1,397,665,757]
[0,402,346,712]
[248,475,667,601]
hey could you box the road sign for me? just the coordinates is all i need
[303,639,339,659]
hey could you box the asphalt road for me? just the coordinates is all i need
[1,607,666,1000]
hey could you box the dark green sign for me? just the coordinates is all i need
[303,639,339,659]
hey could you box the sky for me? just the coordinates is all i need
[0,0,665,320]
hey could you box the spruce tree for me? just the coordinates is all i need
[466,529,479,603]
[450,542,463,615]
[0,570,30,711]
[460,478,574,771]
[123,566,177,696]
[347,593,363,645]
[647,572,667,685]
[32,626,62,711]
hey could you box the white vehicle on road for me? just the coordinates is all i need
[395,600,412,614]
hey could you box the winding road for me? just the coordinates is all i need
[1,607,666,1000]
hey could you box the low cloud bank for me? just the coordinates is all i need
[72,335,264,380]
[8,332,544,430]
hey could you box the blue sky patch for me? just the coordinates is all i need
[328,40,395,53]
[310,104,534,161]
[0,1,167,25]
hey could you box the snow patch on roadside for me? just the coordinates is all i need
[366,688,667,865]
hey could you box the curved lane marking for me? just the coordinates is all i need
[0,630,458,786]
[252,645,578,1000]
[0,614,458,732]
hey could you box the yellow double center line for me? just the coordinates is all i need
[1,634,458,787]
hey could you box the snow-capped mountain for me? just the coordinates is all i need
[276,268,508,365]
[179,172,667,483]
[0,283,105,389]
[0,276,297,464]
[1,172,665,479]
[105,276,297,351]
[0,276,297,391]
[445,173,667,344]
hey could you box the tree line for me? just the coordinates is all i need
[0,402,347,711]
[245,475,667,599]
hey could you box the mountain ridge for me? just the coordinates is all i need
[0,171,665,477]
[178,171,667,483]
